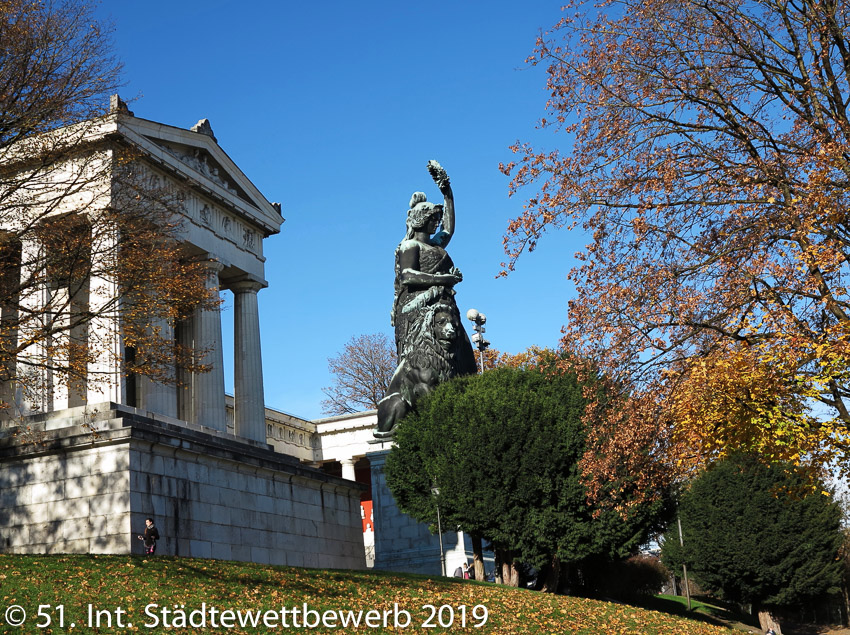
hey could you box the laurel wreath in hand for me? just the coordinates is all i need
[427,160,451,191]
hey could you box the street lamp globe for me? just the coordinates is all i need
[466,308,490,373]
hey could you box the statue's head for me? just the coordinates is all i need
[407,191,443,233]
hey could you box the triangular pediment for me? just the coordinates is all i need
[148,139,251,202]
[113,115,283,236]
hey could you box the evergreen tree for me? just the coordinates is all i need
[385,365,668,591]
[662,454,843,630]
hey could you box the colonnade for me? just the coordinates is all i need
[164,259,267,444]
[7,250,267,444]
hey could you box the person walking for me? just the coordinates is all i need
[137,518,159,556]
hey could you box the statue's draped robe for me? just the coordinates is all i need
[391,238,476,385]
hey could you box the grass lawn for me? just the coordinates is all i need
[0,554,742,634]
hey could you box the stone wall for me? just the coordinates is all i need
[368,448,445,574]
[367,448,487,576]
[0,444,131,554]
[0,404,366,569]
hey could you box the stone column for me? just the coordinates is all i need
[0,243,18,418]
[49,283,71,411]
[340,458,357,482]
[192,260,227,431]
[85,228,122,407]
[139,317,178,418]
[231,279,265,443]
[13,236,47,415]
[175,317,194,422]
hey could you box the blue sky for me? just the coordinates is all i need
[96,1,583,419]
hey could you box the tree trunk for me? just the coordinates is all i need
[493,548,504,585]
[507,561,520,587]
[502,559,514,587]
[541,554,561,593]
[471,533,485,581]
[498,549,520,587]
[753,601,782,635]
[562,561,573,595]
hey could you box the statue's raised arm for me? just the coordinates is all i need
[427,160,454,247]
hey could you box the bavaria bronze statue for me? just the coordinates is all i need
[374,161,477,438]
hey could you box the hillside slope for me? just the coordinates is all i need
[0,555,736,634]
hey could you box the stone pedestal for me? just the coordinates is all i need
[0,405,367,569]
[367,446,473,575]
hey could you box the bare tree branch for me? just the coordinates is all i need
[321,333,397,415]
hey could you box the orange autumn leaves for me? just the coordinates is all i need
[501,0,850,504]
[0,0,216,411]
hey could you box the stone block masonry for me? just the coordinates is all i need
[0,404,366,569]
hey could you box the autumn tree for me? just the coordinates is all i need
[0,0,215,414]
[321,332,397,415]
[501,0,850,499]
[385,365,670,592]
[661,454,843,633]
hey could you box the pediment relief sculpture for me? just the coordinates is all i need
[155,141,247,202]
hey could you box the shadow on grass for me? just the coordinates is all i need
[117,555,467,601]
[626,594,759,631]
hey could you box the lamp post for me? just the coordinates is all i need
[465,309,491,582]
[677,514,692,610]
[431,482,445,576]
[466,309,490,374]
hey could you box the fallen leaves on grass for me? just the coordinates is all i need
[0,555,735,634]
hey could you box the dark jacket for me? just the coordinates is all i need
[143,525,160,547]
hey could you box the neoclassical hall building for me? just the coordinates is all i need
[0,97,388,569]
